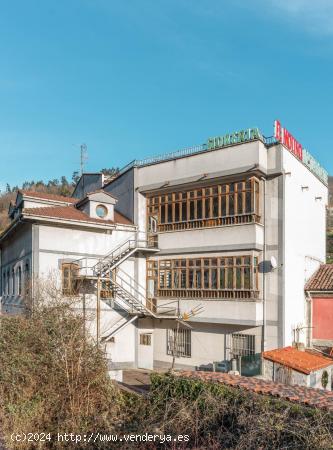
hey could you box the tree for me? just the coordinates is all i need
[101,167,120,177]
[72,171,80,186]
[0,291,122,450]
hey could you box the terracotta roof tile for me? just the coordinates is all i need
[114,211,132,225]
[22,205,133,226]
[20,190,77,204]
[305,264,333,291]
[175,371,333,412]
[262,346,333,375]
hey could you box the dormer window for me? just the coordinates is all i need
[96,204,108,219]
[75,190,117,221]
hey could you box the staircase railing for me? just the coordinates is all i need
[110,277,155,316]
[116,268,180,317]
[73,231,158,278]
[93,231,154,276]
[113,272,155,314]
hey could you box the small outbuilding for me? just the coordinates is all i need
[305,264,333,350]
[262,346,333,391]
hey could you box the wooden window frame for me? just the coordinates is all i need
[147,177,261,232]
[148,256,260,300]
[140,333,152,346]
[62,263,79,297]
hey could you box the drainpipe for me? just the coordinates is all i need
[305,291,312,347]
[261,177,267,354]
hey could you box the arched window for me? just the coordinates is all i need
[12,268,15,295]
[24,261,30,296]
[3,272,5,295]
[18,267,22,296]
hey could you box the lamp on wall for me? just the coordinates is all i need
[315,196,322,201]
[301,186,309,191]
[270,256,278,270]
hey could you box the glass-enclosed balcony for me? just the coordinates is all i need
[147,177,260,233]
[147,255,260,301]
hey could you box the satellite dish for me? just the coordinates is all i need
[270,256,278,270]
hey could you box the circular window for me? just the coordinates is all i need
[96,204,108,218]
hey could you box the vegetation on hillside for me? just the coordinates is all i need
[0,168,119,232]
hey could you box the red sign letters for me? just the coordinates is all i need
[274,120,303,160]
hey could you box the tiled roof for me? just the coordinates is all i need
[305,264,333,291]
[20,190,77,204]
[262,346,333,375]
[114,211,132,225]
[22,205,133,226]
[176,371,333,412]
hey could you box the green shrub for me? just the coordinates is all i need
[0,302,124,449]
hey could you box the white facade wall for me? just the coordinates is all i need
[135,141,267,187]
[1,221,139,369]
[157,224,263,253]
[37,224,138,368]
[152,320,262,370]
[282,147,328,345]
[128,139,327,367]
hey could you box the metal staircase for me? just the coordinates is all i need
[101,315,138,342]
[93,234,154,277]
[74,232,179,344]
[110,276,157,317]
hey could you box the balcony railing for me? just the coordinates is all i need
[117,135,276,176]
[158,213,261,232]
[157,289,260,300]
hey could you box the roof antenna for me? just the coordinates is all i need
[80,144,88,175]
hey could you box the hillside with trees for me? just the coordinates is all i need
[0,169,118,232]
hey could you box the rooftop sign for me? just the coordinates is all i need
[207,128,262,150]
[274,119,328,186]
[274,120,302,160]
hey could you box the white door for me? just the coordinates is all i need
[138,332,154,370]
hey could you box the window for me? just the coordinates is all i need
[17,267,22,296]
[232,333,255,357]
[12,268,15,295]
[3,272,6,296]
[147,177,260,232]
[140,333,152,346]
[149,256,259,299]
[96,204,108,218]
[62,263,79,296]
[24,262,30,296]
[167,328,191,358]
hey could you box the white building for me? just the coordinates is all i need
[0,122,328,373]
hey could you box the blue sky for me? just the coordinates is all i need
[0,0,332,191]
